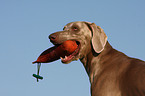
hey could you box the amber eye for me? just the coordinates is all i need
[72,26,78,31]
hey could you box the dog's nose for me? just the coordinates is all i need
[49,34,57,41]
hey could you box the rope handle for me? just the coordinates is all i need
[33,63,43,82]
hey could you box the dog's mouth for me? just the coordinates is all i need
[55,41,81,63]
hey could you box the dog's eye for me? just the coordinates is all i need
[72,26,78,31]
[63,27,66,30]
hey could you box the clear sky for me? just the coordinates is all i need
[0,0,145,96]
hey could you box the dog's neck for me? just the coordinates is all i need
[80,41,127,83]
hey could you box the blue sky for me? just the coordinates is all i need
[0,0,145,96]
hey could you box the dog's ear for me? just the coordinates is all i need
[86,23,107,53]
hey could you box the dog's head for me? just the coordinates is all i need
[49,21,107,64]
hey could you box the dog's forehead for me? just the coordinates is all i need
[64,21,86,28]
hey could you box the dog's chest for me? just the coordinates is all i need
[91,72,121,96]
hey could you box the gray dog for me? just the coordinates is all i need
[49,21,145,96]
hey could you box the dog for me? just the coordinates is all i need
[49,21,145,96]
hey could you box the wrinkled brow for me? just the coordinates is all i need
[84,22,92,32]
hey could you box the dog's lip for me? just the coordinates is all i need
[51,40,80,46]
[50,41,61,46]
[60,40,81,63]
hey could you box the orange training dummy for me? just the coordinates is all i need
[32,40,78,64]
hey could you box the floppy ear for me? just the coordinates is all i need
[89,23,108,53]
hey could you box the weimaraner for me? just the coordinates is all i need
[49,21,145,96]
